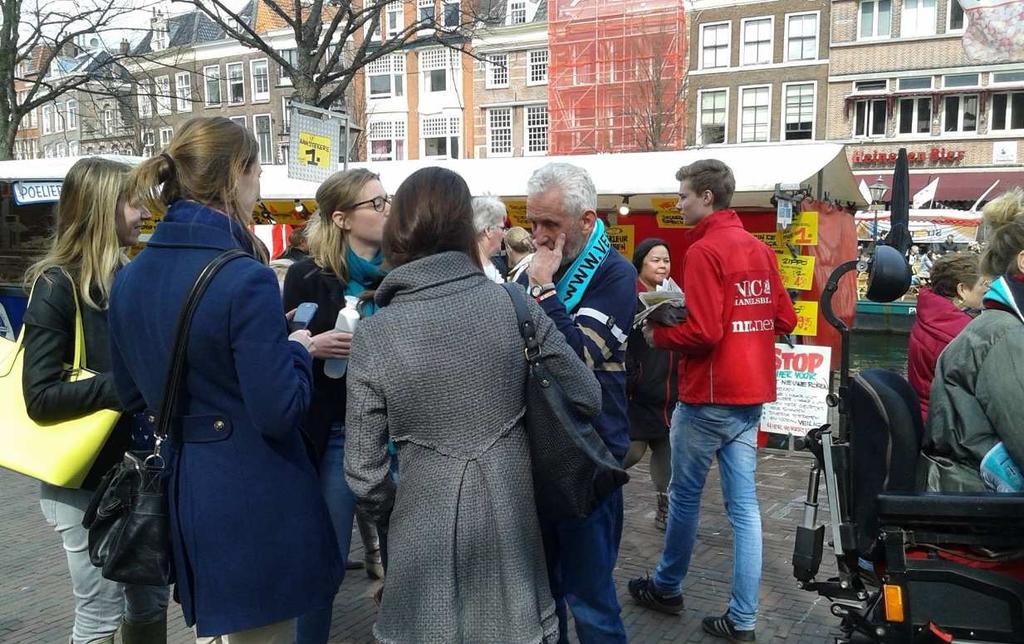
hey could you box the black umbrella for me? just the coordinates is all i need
[884,148,913,254]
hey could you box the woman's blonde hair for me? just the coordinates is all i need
[128,116,266,261]
[981,188,1024,277]
[306,168,380,281]
[24,157,132,310]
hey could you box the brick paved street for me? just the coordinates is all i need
[0,451,841,643]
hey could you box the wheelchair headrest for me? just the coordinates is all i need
[848,369,925,554]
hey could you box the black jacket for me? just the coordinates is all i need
[21,268,129,489]
[282,257,350,463]
[278,246,309,262]
[626,293,679,442]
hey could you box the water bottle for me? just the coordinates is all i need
[324,296,360,379]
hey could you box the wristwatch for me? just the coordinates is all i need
[529,282,556,298]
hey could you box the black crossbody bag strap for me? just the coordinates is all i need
[501,282,542,363]
[152,249,249,453]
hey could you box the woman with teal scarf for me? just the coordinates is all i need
[282,169,389,644]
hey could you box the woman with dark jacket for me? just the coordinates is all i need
[344,167,602,642]
[920,190,1024,492]
[907,253,988,421]
[624,238,678,531]
[22,157,169,644]
[109,117,341,642]
[282,168,389,643]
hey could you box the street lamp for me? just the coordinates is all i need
[868,177,888,241]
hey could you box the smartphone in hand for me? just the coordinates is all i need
[290,302,318,332]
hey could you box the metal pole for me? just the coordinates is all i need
[344,116,350,171]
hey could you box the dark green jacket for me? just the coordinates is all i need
[918,309,1024,492]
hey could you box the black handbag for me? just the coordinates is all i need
[83,249,248,586]
[501,283,629,521]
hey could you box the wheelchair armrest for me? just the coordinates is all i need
[878,492,1024,526]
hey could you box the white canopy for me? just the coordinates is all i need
[0,156,146,181]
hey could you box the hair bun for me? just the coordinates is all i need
[982,187,1024,230]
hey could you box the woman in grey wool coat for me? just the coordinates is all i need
[344,167,603,643]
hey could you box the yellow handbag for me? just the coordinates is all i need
[0,277,121,488]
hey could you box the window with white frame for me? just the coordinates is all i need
[56,141,66,157]
[155,76,172,115]
[42,104,53,134]
[204,65,221,105]
[142,130,155,156]
[526,105,548,154]
[418,0,435,24]
[741,18,772,66]
[176,72,192,112]
[700,23,730,69]
[508,0,527,25]
[279,145,289,165]
[528,49,548,85]
[227,62,245,104]
[386,1,404,36]
[486,108,513,156]
[990,91,1024,132]
[486,54,509,88]
[859,0,892,39]
[943,95,978,132]
[368,54,405,99]
[103,108,115,135]
[784,83,815,140]
[854,98,887,137]
[53,103,64,133]
[947,0,966,31]
[252,60,270,101]
[138,79,153,118]
[739,86,770,142]
[159,127,173,148]
[898,76,932,90]
[422,114,461,158]
[254,115,273,164]
[66,100,78,130]
[68,141,78,157]
[856,79,887,92]
[443,1,460,27]
[698,89,727,144]
[368,120,407,161]
[786,13,818,61]
[421,48,458,93]
[278,49,296,85]
[901,0,936,37]
[898,97,932,134]
[43,144,52,158]
[229,115,246,128]
[944,73,978,88]
[282,97,292,131]
[992,71,1024,85]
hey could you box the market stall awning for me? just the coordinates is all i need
[853,169,1024,203]
[261,142,866,209]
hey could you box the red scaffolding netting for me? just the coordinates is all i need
[548,0,687,155]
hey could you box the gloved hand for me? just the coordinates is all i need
[648,301,687,327]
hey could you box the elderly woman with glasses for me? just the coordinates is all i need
[472,195,508,283]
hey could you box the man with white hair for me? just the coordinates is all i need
[520,162,636,643]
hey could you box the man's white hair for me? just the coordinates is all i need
[472,195,508,234]
[527,162,598,219]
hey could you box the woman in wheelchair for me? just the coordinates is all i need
[919,189,1024,494]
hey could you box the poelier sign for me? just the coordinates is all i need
[13,181,63,205]
[851,147,966,166]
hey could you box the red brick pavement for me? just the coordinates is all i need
[0,451,841,643]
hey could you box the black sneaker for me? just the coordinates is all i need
[702,614,756,642]
[627,575,684,615]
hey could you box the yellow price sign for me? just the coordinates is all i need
[780,211,819,246]
[505,199,529,229]
[754,232,785,252]
[656,212,690,228]
[792,300,819,336]
[606,224,635,260]
[298,131,332,168]
[651,197,678,215]
[777,253,816,291]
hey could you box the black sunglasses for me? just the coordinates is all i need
[346,195,391,213]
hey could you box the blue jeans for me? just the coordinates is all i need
[653,403,763,631]
[541,488,627,643]
[296,425,357,644]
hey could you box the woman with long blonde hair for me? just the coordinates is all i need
[22,157,169,644]
[108,117,341,643]
[282,168,390,644]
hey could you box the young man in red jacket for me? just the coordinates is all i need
[628,159,797,642]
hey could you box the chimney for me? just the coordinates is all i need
[120,39,130,55]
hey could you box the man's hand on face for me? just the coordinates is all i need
[529,233,566,285]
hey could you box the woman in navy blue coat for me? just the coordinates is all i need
[108,117,342,642]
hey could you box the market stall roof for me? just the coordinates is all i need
[853,209,982,224]
[260,143,866,208]
[852,168,1024,203]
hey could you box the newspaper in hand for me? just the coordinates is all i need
[633,277,685,328]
